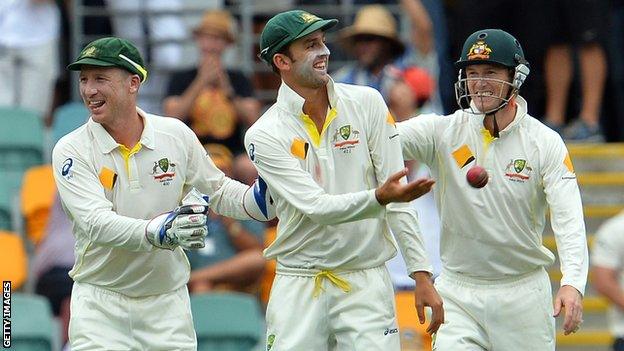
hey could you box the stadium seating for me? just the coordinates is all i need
[0,231,28,290]
[10,293,59,351]
[0,169,26,231]
[395,291,431,351]
[20,165,56,245]
[51,102,88,145]
[191,292,264,351]
[0,107,44,172]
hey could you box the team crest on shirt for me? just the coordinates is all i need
[504,158,533,183]
[266,334,275,350]
[332,124,360,153]
[150,157,176,185]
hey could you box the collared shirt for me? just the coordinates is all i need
[398,97,588,294]
[591,211,624,336]
[244,78,431,274]
[52,107,250,297]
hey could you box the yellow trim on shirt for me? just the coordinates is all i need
[313,270,351,298]
[118,143,143,174]
[481,128,496,158]
[300,108,338,147]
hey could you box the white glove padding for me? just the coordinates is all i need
[146,204,209,250]
[243,177,276,221]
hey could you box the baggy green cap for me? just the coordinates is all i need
[455,29,528,70]
[68,37,148,82]
[259,10,338,65]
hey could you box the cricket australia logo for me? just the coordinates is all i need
[467,40,492,60]
[150,157,176,185]
[504,158,532,183]
[332,124,360,154]
[266,334,275,351]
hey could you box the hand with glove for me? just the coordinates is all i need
[146,189,210,250]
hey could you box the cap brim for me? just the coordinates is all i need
[294,19,338,41]
[67,57,117,71]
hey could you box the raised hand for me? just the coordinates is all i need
[375,168,435,205]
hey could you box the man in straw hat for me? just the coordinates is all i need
[247,10,443,350]
[398,28,587,350]
[53,36,275,350]
[164,9,260,154]
[332,0,437,102]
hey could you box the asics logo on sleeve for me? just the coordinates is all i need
[62,158,73,177]
[248,143,256,162]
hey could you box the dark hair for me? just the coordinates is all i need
[270,45,293,75]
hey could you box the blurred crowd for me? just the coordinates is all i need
[1,0,624,350]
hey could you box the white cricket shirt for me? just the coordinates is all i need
[398,97,588,294]
[244,78,431,274]
[591,211,624,336]
[52,108,250,297]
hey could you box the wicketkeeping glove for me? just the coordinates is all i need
[146,204,210,250]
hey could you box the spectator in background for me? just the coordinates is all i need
[388,66,436,120]
[333,1,440,112]
[232,152,259,186]
[164,9,261,154]
[591,210,624,351]
[105,0,187,114]
[187,144,266,294]
[542,0,609,142]
[0,0,60,121]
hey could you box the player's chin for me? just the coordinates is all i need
[90,108,109,123]
[475,100,498,113]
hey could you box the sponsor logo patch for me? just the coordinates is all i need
[384,327,399,336]
[290,138,309,160]
[98,167,117,190]
[332,124,360,153]
[248,143,256,162]
[61,158,74,179]
[266,334,275,350]
[150,157,176,185]
[504,158,533,182]
[451,144,475,168]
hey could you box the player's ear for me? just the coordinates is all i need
[129,74,141,93]
[273,53,291,72]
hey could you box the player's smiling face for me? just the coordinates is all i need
[288,31,331,88]
[465,63,512,113]
[79,66,138,124]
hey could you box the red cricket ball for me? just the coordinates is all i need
[466,165,489,188]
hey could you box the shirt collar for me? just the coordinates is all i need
[276,76,339,115]
[88,107,156,154]
[468,95,529,135]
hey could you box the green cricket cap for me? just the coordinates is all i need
[259,10,338,65]
[68,37,148,82]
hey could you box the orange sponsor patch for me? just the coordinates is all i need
[99,167,117,190]
[452,144,475,168]
[563,153,575,173]
[290,138,309,160]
